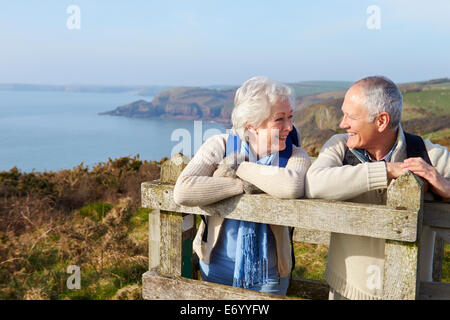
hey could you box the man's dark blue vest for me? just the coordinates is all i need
[343,132,432,166]
[343,131,441,201]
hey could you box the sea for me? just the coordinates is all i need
[0,90,227,172]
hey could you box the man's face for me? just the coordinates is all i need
[339,85,380,150]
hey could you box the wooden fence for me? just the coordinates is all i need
[141,154,450,300]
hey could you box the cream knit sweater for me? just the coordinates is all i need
[305,127,450,299]
[173,133,311,277]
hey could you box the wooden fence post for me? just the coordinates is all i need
[159,210,183,276]
[151,153,196,277]
[383,172,424,299]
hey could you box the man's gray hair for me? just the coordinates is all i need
[231,76,294,139]
[355,76,403,129]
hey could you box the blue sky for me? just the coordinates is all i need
[0,0,449,86]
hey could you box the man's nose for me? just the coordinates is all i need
[339,116,348,129]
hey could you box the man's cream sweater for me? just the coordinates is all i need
[173,133,311,278]
[305,127,450,299]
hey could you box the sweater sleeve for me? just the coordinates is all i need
[235,146,311,199]
[425,139,450,201]
[305,134,388,200]
[425,139,450,179]
[173,134,244,207]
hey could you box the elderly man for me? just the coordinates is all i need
[305,76,450,300]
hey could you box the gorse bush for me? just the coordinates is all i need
[79,202,114,223]
[0,155,160,212]
[0,155,160,300]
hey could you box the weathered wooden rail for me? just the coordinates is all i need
[142,154,450,300]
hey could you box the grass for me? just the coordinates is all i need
[0,199,150,300]
[403,89,450,118]
[444,243,450,283]
[292,243,327,281]
[423,128,450,141]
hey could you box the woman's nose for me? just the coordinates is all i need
[285,118,293,131]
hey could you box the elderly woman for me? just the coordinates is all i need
[173,76,311,296]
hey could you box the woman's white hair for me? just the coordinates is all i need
[231,76,294,139]
[355,76,403,129]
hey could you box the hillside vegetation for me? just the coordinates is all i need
[0,156,160,299]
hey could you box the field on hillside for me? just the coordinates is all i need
[288,81,351,98]
[402,89,450,119]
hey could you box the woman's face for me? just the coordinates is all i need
[248,99,293,156]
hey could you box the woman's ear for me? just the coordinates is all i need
[245,122,257,134]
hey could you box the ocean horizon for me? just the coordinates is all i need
[0,90,227,172]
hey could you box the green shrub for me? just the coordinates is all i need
[79,202,113,223]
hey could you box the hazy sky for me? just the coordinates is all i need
[1,0,449,86]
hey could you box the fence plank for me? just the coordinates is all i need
[287,277,329,300]
[383,172,424,300]
[419,281,450,300]
[142,182,418,242]
[293,228,330,245]
[434,229,450,243]
[142,269,300,300]
[423,202,450,229]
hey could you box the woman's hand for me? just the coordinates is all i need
[242,180,264,194]
[213,152,263,194]
[213,152,246,178]
[401,157,450,198]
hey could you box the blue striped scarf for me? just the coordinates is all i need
[227,127,298,288]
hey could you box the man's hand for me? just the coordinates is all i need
[401,157,450,198]
[386,162,408,180]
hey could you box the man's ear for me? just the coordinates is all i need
[376,112,390,132]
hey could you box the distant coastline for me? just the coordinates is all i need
[0,83,171,97]
[97,81,355,124]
